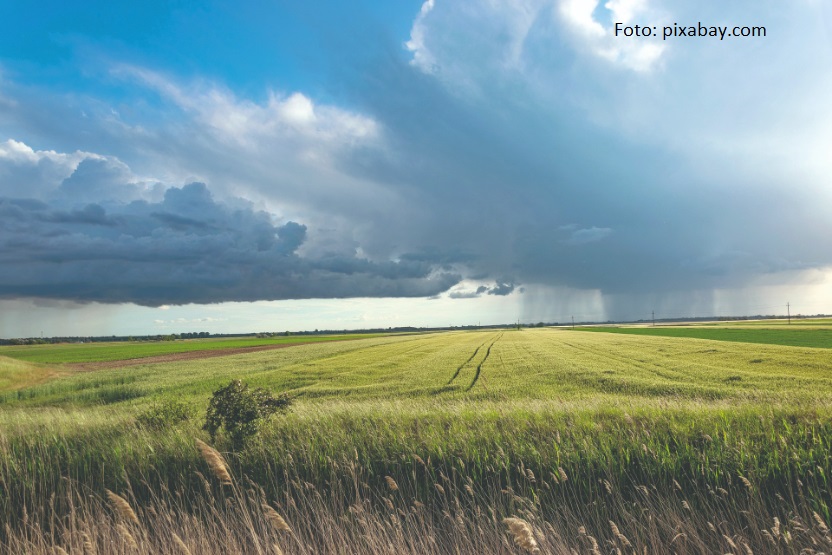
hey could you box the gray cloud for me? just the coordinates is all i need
[0,168,461,305]
[448,282,515,299]
[487,282,515,296]
[332,1,832,302]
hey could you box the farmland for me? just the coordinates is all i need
[0,333,383,364]
[576,320,832,349]
[2,327,832,553]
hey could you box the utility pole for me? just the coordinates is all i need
[652,311,655,327]
[787,302,791,324]
[571,316,575,329]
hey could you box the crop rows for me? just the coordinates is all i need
[1,328,831,552]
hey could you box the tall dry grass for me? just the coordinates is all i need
[3,439,832,554]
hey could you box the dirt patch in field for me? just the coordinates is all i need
[67,342,322,372]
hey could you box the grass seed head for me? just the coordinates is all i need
[263,504,292,532]
[609,520,632,548]
[81,532,95,555]
[116,522,139,549]
[105,490,139,526]
[503,517,540,553]
[172,533,192,555]
[195,439,232,485]
[813,511,829,533]
[385,476,399,491]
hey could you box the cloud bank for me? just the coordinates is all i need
[0,141,459,305]
[1,0,831,320]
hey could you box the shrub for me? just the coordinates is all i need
[137,399,192,429]
[203,379,291,449]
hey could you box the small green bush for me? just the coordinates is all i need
[137,399,192,429]
[203,379,291,449]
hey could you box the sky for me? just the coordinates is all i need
[1,0,831,337]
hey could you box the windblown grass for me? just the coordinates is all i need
[3,438,831,554]
[1,329,831,552]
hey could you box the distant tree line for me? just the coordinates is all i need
[0,332,212,346]
[4,314,828,345]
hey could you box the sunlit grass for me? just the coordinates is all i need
[576,320,832,348]
[0,333,387,364]
[1,328,831,551]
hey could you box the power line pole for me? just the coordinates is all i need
[787,302,790,324]
[652,310,655,327]
[571,316,575,329]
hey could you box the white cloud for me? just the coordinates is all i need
[557,0,666,72]
[605,0,647,24]
[559,0,605,38]
[116,66,378,149]
[0,139,169,205]
[76,66,409,264]
[277,92,316,126]
[405,0,437,72]
[405,0,666,77]
[0,138,93,169]
[0,139,101,198]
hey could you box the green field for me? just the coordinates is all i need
[0,333,384,364]
[3,328,832,406]
[576,321,832,348]
[2,328,832,553]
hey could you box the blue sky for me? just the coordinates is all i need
[1,1,832,336]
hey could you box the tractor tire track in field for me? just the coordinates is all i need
[447,338,490,385]
[466,333,503,391]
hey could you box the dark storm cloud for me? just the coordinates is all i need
[487,282,515,296]
[0,179,460,306]
[448,283,514,299]
[46,204,118,226]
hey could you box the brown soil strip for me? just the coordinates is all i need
[67,342,325,372]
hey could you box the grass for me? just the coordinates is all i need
[5,328,832,406]
[0,356,62,391]
[1,328,831,551]
[0,333,386,364]
[6,437,831,554]
[575,323,832,348]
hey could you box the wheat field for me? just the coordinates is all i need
[2,327,832,553]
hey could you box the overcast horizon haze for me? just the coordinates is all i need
[1,0,831,338]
